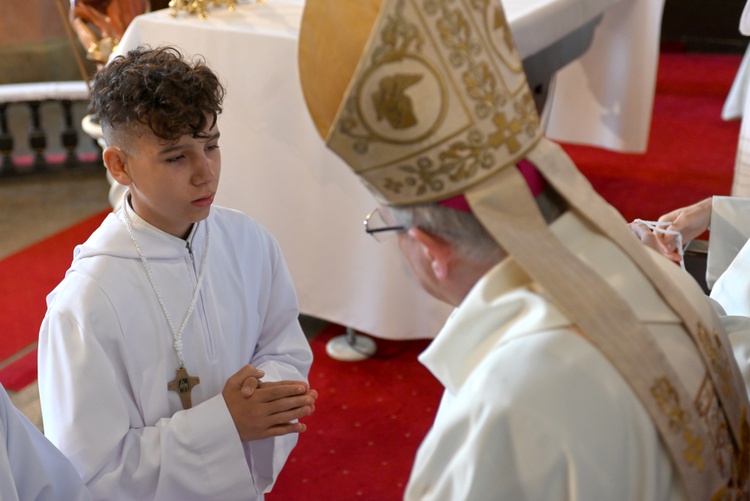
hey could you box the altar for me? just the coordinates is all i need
[114,0,620,340]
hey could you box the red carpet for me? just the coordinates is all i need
[267,325,442,501]
[0,210,110,390]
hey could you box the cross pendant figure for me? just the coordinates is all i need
[167,367,200,409]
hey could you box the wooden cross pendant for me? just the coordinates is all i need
[167,367,200,409]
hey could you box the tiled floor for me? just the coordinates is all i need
[0,168,111,257]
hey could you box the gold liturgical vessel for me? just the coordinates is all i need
[169,0,265,19]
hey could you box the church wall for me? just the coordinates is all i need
[0,0,93,84]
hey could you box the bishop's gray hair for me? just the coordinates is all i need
[387,203,504,265]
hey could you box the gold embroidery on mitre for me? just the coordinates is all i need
[697,323,733,399]
[374,74,425,128]
[651,377,705,471]
[327,0,541,205]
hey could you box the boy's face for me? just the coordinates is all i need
[112,119,221,238]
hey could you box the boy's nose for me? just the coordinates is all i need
[193,157,217,184]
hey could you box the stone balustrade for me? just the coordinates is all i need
[0,81,102,175]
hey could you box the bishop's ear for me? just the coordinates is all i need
[102,146,133,186]
[407,227,453,280]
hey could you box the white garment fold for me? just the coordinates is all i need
[543,0,665,153]
[0,384,91,501]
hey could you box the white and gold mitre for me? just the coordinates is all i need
[299,0,541,205]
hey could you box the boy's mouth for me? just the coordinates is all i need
[192,194,215,207]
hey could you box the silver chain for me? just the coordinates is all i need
[121,193,210,368]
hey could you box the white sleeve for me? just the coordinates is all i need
[243,237,313,492]
[249,237,312,380]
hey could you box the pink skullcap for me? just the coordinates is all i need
[436,193,473,212]
[516,159,547,197]
[437,159,547,212]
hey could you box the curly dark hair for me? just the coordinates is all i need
[89,46,225,142]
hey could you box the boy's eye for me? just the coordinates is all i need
[166,154,185,163]
[207,144,220,151]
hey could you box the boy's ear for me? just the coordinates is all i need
[103,146,133,186]
[408,227,453,281]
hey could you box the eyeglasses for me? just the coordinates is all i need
[364,208,406,242]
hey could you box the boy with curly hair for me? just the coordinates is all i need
[38,46,316,500]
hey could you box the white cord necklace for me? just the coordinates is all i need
[121,193,209,409]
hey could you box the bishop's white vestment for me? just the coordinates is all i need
[38,205,313,501]
[405,211,750,500]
